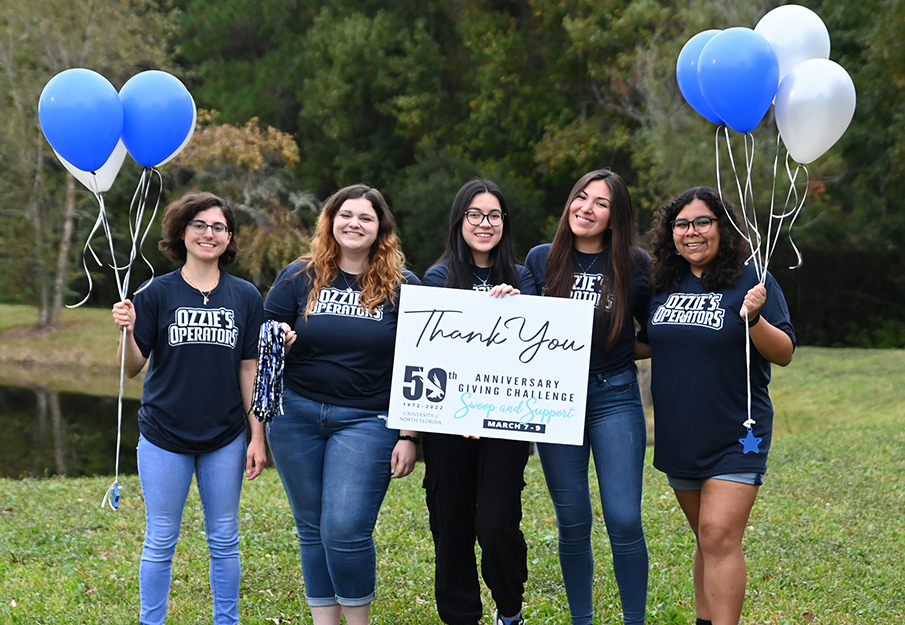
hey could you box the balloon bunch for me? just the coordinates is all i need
[676,5,856,279]
[39,68,196,306]
[38,68,196,510]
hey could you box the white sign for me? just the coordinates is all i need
[388,284,594,445]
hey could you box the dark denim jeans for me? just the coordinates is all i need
[536,366,648,625]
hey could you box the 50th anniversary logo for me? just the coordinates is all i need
[388,285,594,445]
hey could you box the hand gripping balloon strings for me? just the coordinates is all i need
[250,321,287,423]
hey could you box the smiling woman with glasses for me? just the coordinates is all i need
[638,186,796,625]
[421,179,535,625]
[111,191,266,625]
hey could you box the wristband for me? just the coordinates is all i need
[398,434,420,444]
[747,312,761,327]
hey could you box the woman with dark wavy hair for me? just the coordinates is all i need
[421,179,535,625]
[112,191,266,625]
[639,186,795,625]
[263,184,419,625]
[524,169,650,625]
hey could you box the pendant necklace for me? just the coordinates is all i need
[573,251,600,278]
[339,270,356,293]
[182,269,220,305]
[471,266,491,289]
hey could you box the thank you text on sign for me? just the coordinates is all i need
[388,285,594,445]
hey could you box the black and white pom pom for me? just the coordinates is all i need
[250,320,286,423]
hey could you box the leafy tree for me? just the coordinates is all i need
[172,111,314,288]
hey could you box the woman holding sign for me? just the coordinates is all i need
[524,169,650,625]
[639,187,794,625]
[421,179,535,625]
[264,184,420,625]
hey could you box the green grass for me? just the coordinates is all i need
[1,304,903,623]
[1,422,904,624]
[0,304,144,399]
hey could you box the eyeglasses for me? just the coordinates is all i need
[671,216,718,235]
[187,220,230,236]
[464,210,504,227]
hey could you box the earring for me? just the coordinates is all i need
[675,248,682,255]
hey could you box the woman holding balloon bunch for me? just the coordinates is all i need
[637,187,795,625]
[112,192,266,625]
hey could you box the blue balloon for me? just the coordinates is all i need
[676,30,723,124]
[38,69,123,173]
[698,28,779,133]
[120,71,196,168]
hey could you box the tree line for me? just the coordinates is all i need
[1,0,903,346]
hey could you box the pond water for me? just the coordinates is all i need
[0,384,140,479]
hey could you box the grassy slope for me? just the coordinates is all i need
[0,304,903,623]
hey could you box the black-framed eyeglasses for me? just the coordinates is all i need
[671,216,718,235]
[464,210,505,227]
[187,220,230,236]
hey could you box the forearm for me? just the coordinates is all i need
[116,329,147,378]
[749,317,794,366]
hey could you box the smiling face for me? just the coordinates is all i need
[183,206,231,264]
[460,192,503,267]
[673,198,721,276]
[568,179,611,252]
[332,198,379,257]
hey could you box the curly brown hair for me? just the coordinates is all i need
[158,191,238,268]
[299,184,405,317]
[648,186,749,294]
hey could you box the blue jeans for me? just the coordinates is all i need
[267,388,398,607]
[137,432,246,625]
[536,366,648,625]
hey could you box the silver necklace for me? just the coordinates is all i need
[573,251,600,278]
[338,270,356,293]
[471,267,491,288]
[182,269,220,305]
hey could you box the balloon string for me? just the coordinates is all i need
[743,308,755,431]
[101,324,127,511]
[715,126,762,279]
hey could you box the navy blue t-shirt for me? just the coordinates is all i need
[422,259,537,296]
[264,261,420,411]
[643,264,796,478]
[524,243,650,375]
[132,270,264,454]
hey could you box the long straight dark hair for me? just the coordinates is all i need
[433,179,520,290]
[545,169,644,358]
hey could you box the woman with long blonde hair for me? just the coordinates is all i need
[264,184,420,625]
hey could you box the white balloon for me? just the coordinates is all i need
[55,139,127,193]
[755,5,830,86]
[775,59,856,164]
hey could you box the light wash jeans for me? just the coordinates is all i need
[536,365,648,625]
[137,432,246,625]
[267,388,398,607]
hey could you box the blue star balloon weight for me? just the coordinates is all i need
[739,428,763,454]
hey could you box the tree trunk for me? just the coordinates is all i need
[50,176,77,328]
